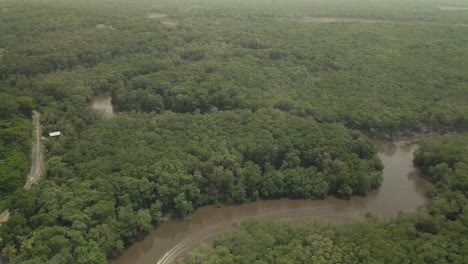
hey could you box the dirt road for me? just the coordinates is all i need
[1,111,42,224]
[24,111,43,189]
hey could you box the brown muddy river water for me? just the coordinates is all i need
[110,141,433,264]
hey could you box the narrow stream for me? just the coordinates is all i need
[110,141,433,264]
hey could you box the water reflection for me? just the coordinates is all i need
[110,141,432,264]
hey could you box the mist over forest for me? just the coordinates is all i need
[0,0,467,263]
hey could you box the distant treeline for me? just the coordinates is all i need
[0,0,466,137]
[0,0,467,263]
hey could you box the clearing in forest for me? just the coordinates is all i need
[161,20,178,27]
[299,17,391,23]
[0,210,9,223]
[298,16,467,26]
[439,6,468,11]
[95,24,115,30]
[147,13,168,19]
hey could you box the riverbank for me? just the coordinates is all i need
[177,134,468,264]
[110,141,433,264]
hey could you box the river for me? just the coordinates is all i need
[110,141,433,264]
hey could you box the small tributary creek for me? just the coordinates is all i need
[110,140,433,264]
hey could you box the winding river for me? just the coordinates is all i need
[110,140,433,264]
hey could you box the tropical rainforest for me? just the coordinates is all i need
[0,0,467,263]
[181,134,468,264]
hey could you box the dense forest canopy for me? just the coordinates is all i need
[0,0,467,135]
[0,0,467,263]
[0,109,383,263]
[181,134,468,264]
[0,83,33,209]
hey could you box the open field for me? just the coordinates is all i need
[298,16,468,26]
[147,12,168,19]
[160,19,178,27]
[440,6,468,11]
[0,210,9,224]
[95,24,115,30]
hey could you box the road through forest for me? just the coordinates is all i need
[24,111,43,189]
[0,111,42,224]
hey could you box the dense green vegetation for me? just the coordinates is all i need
[0,0,467,263]
[181,134,468,264]
[0,84,34,210]
[0,109,382,263]
[0,0,467,136]
[414,134,468,202]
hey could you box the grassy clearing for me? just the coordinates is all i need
[299,17,390,23]
[440,6,468,11]
[0,210,10,224]
[147,12,168,19]
[298,16,467,26]
[161,20,178,27]
[95,24,115,30]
